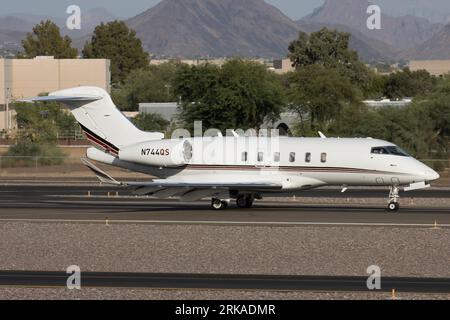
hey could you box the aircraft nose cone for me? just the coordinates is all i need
[424,169,440,181]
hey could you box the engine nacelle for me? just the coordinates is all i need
[119,139,192,167]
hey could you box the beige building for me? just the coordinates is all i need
[0,56,111,131]
[409,60,450,76]
[272,59,295,74]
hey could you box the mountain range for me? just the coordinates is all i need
[124,0,450,61]
[403,24,450,60]
[1,0,450,62]
[302,0,443,50]
[375,0,450,24]
[127,0,299,58]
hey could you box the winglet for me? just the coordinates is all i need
[318,131,326,139]
[81,158,122,186]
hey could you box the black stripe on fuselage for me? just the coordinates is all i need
[185,164,405,175]
[78,123,119,153]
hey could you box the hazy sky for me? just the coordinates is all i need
[2,0,450,22]
[1,0,324,20]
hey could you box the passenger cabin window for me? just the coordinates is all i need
[274,152,280,162]
[289,152,296,163]
[242,152,248,162]
[371,146,410,157]
[258,152,264,162]
[321,153,327,163]
[305,153,311,163]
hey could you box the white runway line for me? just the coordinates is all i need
[0,218,448,228]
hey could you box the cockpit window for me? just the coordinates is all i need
[371,147,388,154]
[371,146,410,157]
[385,146,410,157]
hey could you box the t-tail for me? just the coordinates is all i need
[22,86,164,156]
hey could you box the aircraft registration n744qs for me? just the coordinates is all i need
[23,87,440,211]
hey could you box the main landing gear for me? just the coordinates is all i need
[211,194,255,210]
[236,195,254,209]
[387,186,400,212]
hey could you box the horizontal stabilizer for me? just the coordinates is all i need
[20,95,103,103]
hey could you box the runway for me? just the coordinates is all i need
[1,184,449,198]
[1,271,449,293]
[0,185,449,226]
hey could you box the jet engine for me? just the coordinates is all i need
[119,139,192,167]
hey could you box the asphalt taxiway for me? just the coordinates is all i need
[0,271,449,293]
[0,185,449,226]
[0,185,448,296]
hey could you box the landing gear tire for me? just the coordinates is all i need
[236,195,254,209]
[388,202,399,212]
[211,198,228,210]
[387,185,400,212]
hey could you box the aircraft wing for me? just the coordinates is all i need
[81,159,283,200]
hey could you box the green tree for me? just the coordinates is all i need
[351,77,450,160]
[365,73,388,100]
[83,21,149,85]
[113,62,181,111]
[288,28,373,93]
[132,113,170,133]
[287,64,363,135]
[5,101,67,167]
[384,68,436,99]
[20,20,78,58]
[173,59,286,132]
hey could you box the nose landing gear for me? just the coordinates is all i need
[387,186,400,211]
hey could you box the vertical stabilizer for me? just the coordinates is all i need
[24,86,164,155]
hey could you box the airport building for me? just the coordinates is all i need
[272,59,295,74]
[0,56,111,131]
[363,98,413,108]
[150,58,295,74]
[139,102,180,123]
[409,60,450,76]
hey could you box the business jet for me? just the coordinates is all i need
[23,87,440,211]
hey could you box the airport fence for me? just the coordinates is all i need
[0,129,87,145]
[0,156,77,171]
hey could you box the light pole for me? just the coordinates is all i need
[5,87,10,132]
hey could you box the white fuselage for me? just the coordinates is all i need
[89,136,440,193]
[25,86,438,208]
